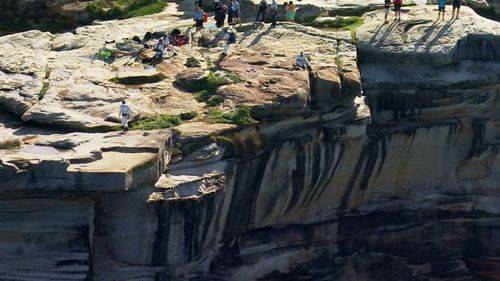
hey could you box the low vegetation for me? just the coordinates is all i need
[310,16,364,39]
[185,71,240,105]
[206,107,257,126]
[38,82,49,101]
[0,137,21,150]
[130,114,182,130]
[87,0,167,20]
[179,111,198,121]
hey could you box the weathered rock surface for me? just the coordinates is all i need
[357,6,500,66]
[0,19,356,130]
[466,0,500,17]
[0,0,90,24]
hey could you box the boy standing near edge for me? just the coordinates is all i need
[384,0,391,24]
[437,0,446,20]
[452,0,461,19]
[270,0,278,27]
[393,0,402,21]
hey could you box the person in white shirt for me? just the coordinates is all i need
[294,51,310,69]
[119,100,132,130]
[270,0,278,27]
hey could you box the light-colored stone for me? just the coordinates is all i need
[357,6,500,66]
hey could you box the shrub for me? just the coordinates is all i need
[180,111,198,120]
[131,114,182,130]
[206,107,257,126]
[38,82,49,101]
[0,137,21,150]
[206,95,224,106]
[310,16,364,39]
[185,71,239,105]
[87,0,167,21]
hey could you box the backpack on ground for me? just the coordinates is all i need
[228,32,236,44]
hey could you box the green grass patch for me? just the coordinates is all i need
[180,111,198,120]
[206,95,224,107]
[296,14,320,24]
[98,50,114,60]
[310,16,364,40]
[171,142,184,159]
[131,114,182,130]
[38,82,49,101]
[87,0,167,21]
[206,107,257,126]
[0,137,21,150]
[183,71,240,105]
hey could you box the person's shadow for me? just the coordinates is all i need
[426,17,455,49]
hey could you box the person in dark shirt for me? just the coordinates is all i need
[255,0,268,23]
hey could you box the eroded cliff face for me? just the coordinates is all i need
[0,5,500,281]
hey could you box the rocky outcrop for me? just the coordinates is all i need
[0,0,90,24]
[465,0,500,18]
[356,6,500,66]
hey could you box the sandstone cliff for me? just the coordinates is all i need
[1,4,500,281]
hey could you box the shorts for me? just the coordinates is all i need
[394,4,401,11]
[384,7,390,14]
[453,0,461,8]
[232,10,239,17]
[196,19,203,27]
[438,5,445,11]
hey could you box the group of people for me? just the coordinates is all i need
[384,0,463,23]
[194,0,299,31]
[195,0,241,30]
[254,0,296,24]
[152,29,187,59]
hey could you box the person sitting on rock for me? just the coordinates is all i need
[294,51,309,69]
[119,100,133,130]
[384,0,391,24]
[194,6,205,31]
[223,27,237,55]
[154,39,165,59]
[393,0,402,21]
[255,0,268,23]
[437,0,446,20]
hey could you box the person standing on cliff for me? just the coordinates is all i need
[285,1,296,22]
[437,0,446,20]
[393,0,402,21]
[384,0,391,24]
[194,6,205,31]
[119,100,132,130]
[452,0,462,19]
[230,0,241,26]
[255,0,268,23]
[270,0,278,27]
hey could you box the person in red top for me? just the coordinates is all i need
[393,0,402,21]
